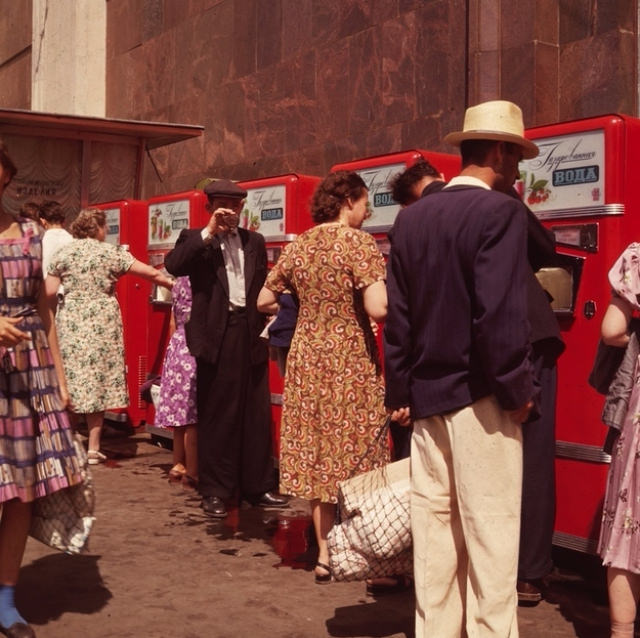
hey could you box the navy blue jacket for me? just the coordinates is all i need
[384,184,535,418]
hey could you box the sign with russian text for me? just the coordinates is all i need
[242,185,286,236]
[104,207,121,245]
[148,199,190,247]
[518,129,605,212]
[355,162,406,230]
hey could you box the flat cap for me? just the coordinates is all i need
[203,179,247,200]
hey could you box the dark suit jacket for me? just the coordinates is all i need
[164,227,269,366]
[384,185,535,418]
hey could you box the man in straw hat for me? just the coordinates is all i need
[384,100,537,637]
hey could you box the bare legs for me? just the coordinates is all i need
[0,499,32,629]
[311,499,336,576]
[0,500,32,586]
[85,411,105,453]
[608,567,640,637]
[171,424,197,480]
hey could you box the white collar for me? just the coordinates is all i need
[444,175,492,190]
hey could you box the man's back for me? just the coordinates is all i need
[384,183,533,420]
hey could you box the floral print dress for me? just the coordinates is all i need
[48,238,134,413]
[265,223,389,503]
[155,277,197,428]
[599,243,640,572]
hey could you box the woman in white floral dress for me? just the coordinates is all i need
[46,208,173,464]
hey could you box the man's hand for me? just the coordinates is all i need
[0,317,29,347]
[207,208,240,236]
[388,406,411,427]
[507,400,534,424]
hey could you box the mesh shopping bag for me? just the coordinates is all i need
[30,434,95,554]
[327,418,413,581]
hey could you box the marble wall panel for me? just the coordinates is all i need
[0,0,31,63]
[533,41,560,125]
[282,0,313,59]
[233,0,257,77]
[379,12,418,126]
[595,0,635,35]
[311,0,344,44]
[501,0,535,50]
[559,30,635,120]
[500,43,535,120]
[559,0,591,44]
[162,0,226,30]
[107,0,144,57]
[257,0,282,70]
[535,0,559,45]
[0,53,31,109]
[142,0,164,41]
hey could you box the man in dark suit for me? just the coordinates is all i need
[384,100,537,637]
[164,179,286,518]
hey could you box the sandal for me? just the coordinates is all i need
[168,466,186,481]
[366,575,412,596]
[87,450,107,465]
[314,562,332,585]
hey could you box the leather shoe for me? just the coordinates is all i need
[254,491,289,508]
[201,495,227,519]
[2,622,36,638]
[517,579,542,605]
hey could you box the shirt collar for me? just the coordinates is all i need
[444,175,492,190]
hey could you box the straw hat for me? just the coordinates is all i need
[444,100,539,159]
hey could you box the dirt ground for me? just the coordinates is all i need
[18,427,617,638]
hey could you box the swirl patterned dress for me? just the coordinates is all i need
[48,239,135,413]
[265,223,389,503]
[0,219,82,503]
[155,277,197,428]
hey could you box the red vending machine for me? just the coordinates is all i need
[519,114,640,553]
[330,150,461,254]
[92,199,150,428]
[144,190,209,443]
[237,174,321,457]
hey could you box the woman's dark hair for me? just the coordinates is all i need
[0,141,17,185]
[311,171,368,223]
[70,208,106,239]
[38,200,66,225]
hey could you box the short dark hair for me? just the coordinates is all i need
[460,139,521,166]
[19,201,40,222]
[310,171,367,223]
[38,200,66,225]
[390,159,441,206]
[0,140,17,185]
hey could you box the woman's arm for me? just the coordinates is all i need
[257,286,279,315]
[363,279,387,322]
[37,285,70,408]
[44,274,61,315]
[602,295,633,347]
[128,260,174,289]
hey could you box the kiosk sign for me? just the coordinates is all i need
[148,199,190,247]
[519,130,605,213]
[354,162,406,230]
[104,208,121,246]
[242,185,286,237]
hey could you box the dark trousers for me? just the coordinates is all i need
[195,312,275,500]
[518,356,557,581]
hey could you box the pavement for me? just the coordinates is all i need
[19,427,618,638]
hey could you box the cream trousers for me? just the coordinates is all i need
[411,395,523,638]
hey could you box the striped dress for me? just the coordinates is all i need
[0,219,82,503]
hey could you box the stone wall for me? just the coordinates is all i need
[0,0,32,109]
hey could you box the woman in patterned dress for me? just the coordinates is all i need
[0,142,83,638]
[46,209,173,465]
[598,243,640,638]
[257,171,389,583]
[155,276,198,488]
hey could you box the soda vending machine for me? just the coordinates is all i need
[519,114,640,553]
[329,150,461,255]
[237,174,321,457]
[92,199,150,428]
[144,190,210,443]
